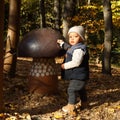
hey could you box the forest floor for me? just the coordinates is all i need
[1,58,120,120]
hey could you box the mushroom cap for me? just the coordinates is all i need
[18,28,65,57]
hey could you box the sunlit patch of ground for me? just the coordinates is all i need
[2,57,120,120]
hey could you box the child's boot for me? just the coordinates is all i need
[62,104,76,116]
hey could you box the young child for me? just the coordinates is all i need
[57,26,89,114]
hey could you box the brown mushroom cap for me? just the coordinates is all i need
[18,28,65,57]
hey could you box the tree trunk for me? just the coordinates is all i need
[0,0,4,112]
[40,0,46,28]
[62,0,77,38]
[4,0,21,78]
[54,0,61,31]
[102,0,112,75]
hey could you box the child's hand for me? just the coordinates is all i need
[61,64,64,69]
[57,39,64,48]
[57,39,64,44]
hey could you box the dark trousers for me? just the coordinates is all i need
[67,80,87,104]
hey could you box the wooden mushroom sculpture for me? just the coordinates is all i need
[18,28,64,94]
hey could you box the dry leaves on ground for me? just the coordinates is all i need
[1,59,120,120]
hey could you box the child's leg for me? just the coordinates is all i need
[62,80,82,114]
[68,80,86,104]
[78,86,88,109]
[78,87,87,102]
[62,80,87,113]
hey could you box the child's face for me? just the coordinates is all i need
[68,32,82,46]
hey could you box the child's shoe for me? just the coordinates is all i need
[62,104,76,116]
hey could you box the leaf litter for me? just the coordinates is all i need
[1,58,120,120]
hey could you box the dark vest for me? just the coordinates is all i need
[62,43,89,80]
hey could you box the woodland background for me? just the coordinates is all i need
[0,0,120,119]
[3,0,120,73]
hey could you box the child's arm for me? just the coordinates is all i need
[62,49,85,69]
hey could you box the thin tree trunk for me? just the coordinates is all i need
[4,0,21,78]
[40,0,46,28]
[87,0,91,5]
[54,0,61,31]
[102,0,112,75]
[62,0,77,38]
[0,0,4,112]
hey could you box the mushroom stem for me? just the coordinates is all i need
[28,58,58,94]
